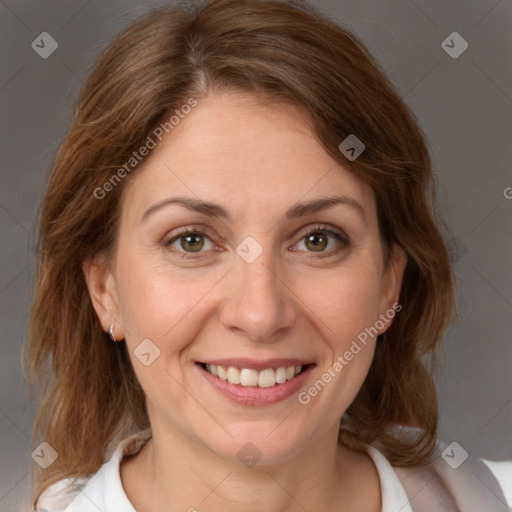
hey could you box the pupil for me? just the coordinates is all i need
[306,233,327,251]
[182,234,204,252]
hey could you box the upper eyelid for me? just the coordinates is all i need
[165,225,217,242]
[166,223,345,237]
[295,223,346,237]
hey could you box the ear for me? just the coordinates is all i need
[377,243,407,332]
[82,255,125,340]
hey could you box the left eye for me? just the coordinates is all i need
[293,228,348,253]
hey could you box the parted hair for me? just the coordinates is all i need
[26,0,454,506]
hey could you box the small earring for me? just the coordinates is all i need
[108,324,117,342]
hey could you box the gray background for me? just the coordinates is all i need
[1,0,511,510]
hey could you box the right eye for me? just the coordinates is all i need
[164,228,217,257]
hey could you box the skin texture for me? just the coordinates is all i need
[84,92,407,512]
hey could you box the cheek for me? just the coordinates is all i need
[114,257,222,408]
[115,252,222,353]
[297,261,383,353]
[293,266,382,418]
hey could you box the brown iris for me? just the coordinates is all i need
[305,232,328,251]
[181,233,204,252]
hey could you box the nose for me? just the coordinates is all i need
[219,251,297,343]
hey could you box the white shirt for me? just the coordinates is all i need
[36,430,512,512]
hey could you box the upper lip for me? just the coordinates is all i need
[198,358,314,371]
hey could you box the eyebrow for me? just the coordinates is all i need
[141,195,366,223]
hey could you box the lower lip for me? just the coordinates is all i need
[196,363,314,406]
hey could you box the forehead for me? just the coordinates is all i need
[121,92,376,224]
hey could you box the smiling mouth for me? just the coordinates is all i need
[199,363,310,388]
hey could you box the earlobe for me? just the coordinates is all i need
[82,256,125,339]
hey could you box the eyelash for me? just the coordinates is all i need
[164,225,350,259]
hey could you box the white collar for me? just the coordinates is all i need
[366,445,413,512]
[38,430,412,512]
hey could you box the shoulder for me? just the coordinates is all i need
[367,441,512,512]
[481,458,512,507]
[35,429,151,512]
[33,477,89,512]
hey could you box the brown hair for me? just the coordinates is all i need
[26,0,454,506]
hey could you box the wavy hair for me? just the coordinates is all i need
[26,0,454,506]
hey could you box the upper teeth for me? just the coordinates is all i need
[206,364,303,388]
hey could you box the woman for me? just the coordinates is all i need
[27,0,511,510]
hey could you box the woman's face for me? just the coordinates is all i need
[87,92,406,465]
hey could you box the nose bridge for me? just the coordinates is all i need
[220,246,295,342]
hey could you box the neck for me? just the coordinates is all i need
[121,424,381,512]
